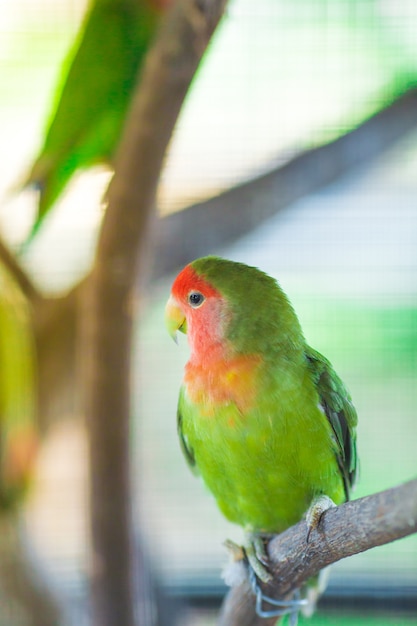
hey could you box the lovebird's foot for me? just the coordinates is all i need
[244,533,309,623]
[222,536,271,585]
[222,536,272,589]
[245,533,273,583]
[306,495,336,542]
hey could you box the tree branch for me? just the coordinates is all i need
[152,87,417,278]
[0,234,41,303]
[82,1,228,625]
[218,478,417,626]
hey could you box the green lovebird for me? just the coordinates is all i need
[24,0,169,238]
[165,256,358,621]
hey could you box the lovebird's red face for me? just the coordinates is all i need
[165,264,231,359]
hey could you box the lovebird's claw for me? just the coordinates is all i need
[244,533,309,623]
[306,495,336,542]
[224,538,245,562]
[248,567,309,623]
[245,533,273,582]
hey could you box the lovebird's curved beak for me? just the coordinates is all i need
[165,296,187,343]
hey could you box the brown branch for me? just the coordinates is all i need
[82,1,228,626]
[33,283,84,434]
[218,478,417,626]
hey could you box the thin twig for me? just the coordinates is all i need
[218,478,417,626]
[0,235,41,302]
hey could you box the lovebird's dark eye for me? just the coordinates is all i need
[188,291,205,308]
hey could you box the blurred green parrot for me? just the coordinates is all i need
[0,263,37,511]
[24,0,170,238]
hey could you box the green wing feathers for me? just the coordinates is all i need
[177,389,198,476]
[306,347,358,498]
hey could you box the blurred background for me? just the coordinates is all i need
[0,0,416,625]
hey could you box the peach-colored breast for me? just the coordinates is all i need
[184,354,262,416]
